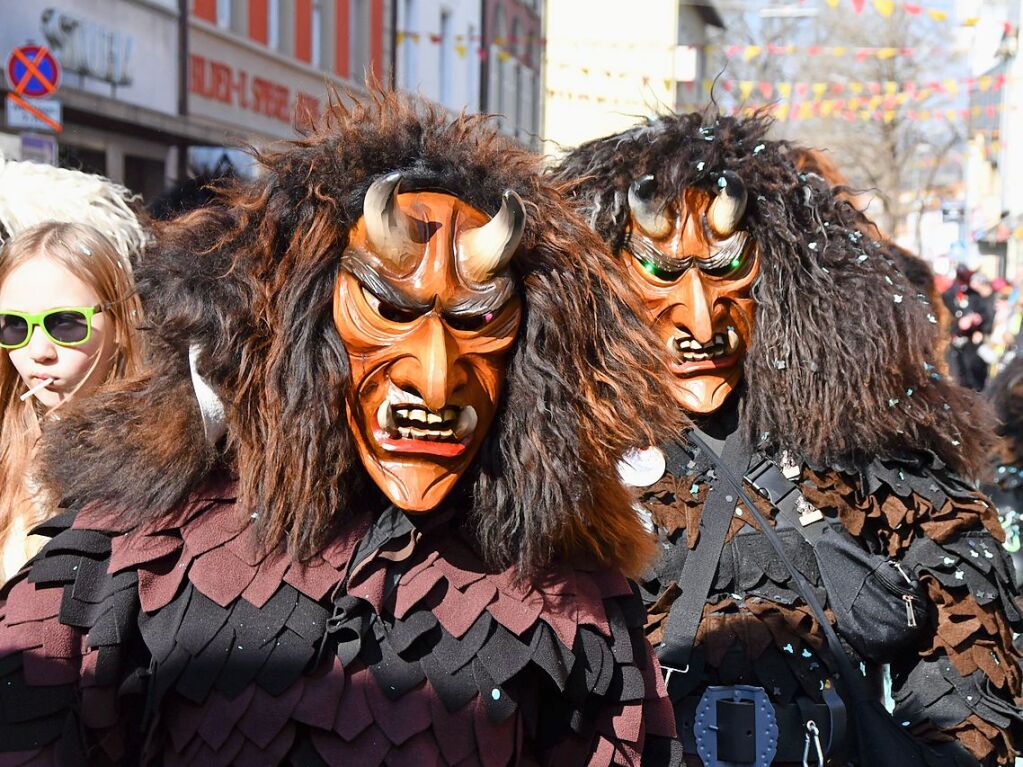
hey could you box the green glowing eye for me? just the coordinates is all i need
[643,260,657,274]
[729,256,743,271]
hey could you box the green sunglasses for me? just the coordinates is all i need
[0,305,105,350]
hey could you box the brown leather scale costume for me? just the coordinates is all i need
[550,113,1022,766]
[0,94,683,765]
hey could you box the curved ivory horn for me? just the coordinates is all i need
[189,343,226,445]
[458,190,525,283]
[627,175,671,239]
[363,172,419,269]
[707,170,748,238]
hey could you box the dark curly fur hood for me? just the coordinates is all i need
[39,91,686,579]
[548,111,993,478]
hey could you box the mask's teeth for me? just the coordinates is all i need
[378,399,397,434]
[726,325,740,353]
[455,406,478,439]
[408,409,426,423]
[399,426,412,439]
[426,412,443,424]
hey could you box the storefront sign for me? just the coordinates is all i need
[41,8,133,86]
[190,53,322,129]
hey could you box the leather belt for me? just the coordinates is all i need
[676,693,836,764]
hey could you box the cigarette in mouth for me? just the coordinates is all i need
[20,378,54,401]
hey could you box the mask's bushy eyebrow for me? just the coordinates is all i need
[627,228,750,275]
[444,278,516,317]
[626,234,693,272]
[341,255,433,312]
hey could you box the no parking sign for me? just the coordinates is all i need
[5,45,62,133]
[6,45,61,97]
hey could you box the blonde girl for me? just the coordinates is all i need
[0,222,144,579]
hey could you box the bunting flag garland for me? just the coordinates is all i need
[547,59,1009,104]
[713,73,1007,102]
[543,89,1007,125]
[716,43,917,60]
[391,0,1015,61]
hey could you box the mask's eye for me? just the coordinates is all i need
[702,250,747,278]
[637,257,686,282]
[445,308,500,332]
[361,286,422,323]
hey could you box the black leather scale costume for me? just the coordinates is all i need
[0,480,675,765]
[634,413,1022,766]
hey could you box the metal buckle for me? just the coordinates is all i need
[802,720,825,767]
[693,685,779,767]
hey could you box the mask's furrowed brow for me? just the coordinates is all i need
[341,256,434,313]
[443,278,516,317]
[627,234,693,272]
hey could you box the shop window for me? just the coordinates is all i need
[402,0,417,89]
[58,145,106,178]
[466,23,478,110]
[268,0,281,50]
[124,155,166,203]
[439,10,452,107]
[216,0,231,28]
[312,0,323,68]
[350,0,371,85]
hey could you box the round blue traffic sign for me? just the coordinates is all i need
[6,45,61,98]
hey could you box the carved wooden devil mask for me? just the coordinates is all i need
[622,171,758,414]
[334,173,524,512]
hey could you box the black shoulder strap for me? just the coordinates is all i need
[684,430,869,705]
[657,428,749,673]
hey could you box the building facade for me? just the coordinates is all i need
[0,0,390,201]
[188,0,390,146]
[394,0,482,114]
[0,0,206,199]
[541,0,721,155]
[481,0,542,149]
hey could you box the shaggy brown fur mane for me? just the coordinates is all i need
[987,357,1023,468]
[40,91,686,579]
[549,111,993,478]
[792,148,953,369]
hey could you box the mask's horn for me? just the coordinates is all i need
[189,343,226,445]
[707,170,748,238]
[628,175,672,239]
[458,190,525,283]
[363,172,419,269]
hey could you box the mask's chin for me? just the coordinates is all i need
[672,367,743,414]
[349,387,486,513]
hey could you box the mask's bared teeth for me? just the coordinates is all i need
[455,406,478,439]
[408,409,426,423]
[727,325,740,353]
[399,426,412,439]
[410,427,429,439]
[379,399,397,434]
[426,412,443,424]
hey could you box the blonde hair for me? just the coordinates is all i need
[0,222,144,558]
